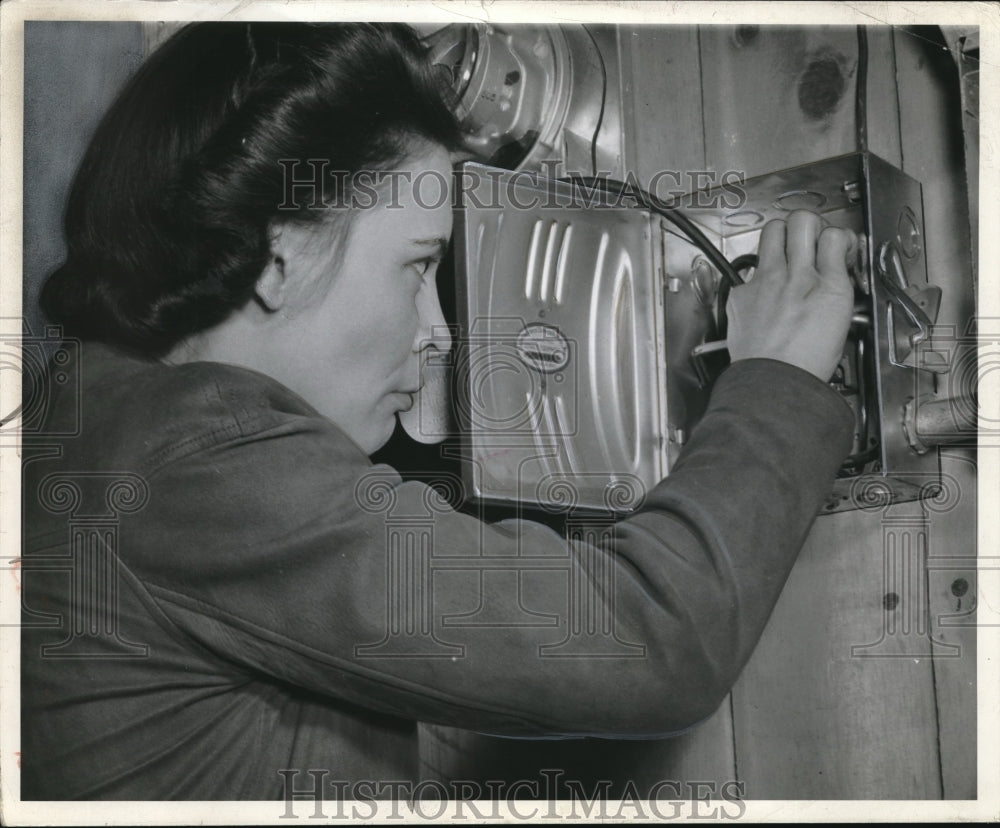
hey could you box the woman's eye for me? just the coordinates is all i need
[411,257,440,279]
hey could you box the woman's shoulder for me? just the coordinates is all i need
[84,338,316,408]
[64,340,364,473]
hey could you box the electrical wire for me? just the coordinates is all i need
[563,176,875,472]
[562,176,878,473]
[565,175,745,291]
[564,175,749,349]
[581,24,608,178]
[716,254,757,339]
[728,254,758,272]
[855,26,869,154]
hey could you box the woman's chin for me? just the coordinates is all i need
[365,415,400,456]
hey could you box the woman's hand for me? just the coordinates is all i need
[726,209,857,382]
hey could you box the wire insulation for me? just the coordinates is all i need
[716,254,757,340]
[581,24,608,178]
[565,176,745,291]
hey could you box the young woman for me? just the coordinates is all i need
[21,22,856,799]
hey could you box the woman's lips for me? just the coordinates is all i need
[394,389,419,412]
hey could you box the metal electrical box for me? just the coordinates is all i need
[452,152,954,514]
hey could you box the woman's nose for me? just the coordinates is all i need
[415,281,453,354]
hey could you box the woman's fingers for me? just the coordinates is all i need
[816,225,856,289]
[754,210,825,282]
[755,218,787,276]
[727,209,858,381]
[784,210,823,283]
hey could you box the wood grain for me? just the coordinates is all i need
[892,25,978,799]
[619,25,706,181]
[863,25,903,165]
[704,23,953,798]
[699,25,858,178]
[730,505,944,798]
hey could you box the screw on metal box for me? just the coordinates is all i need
[896,206,923,260]
[842,179,863,203]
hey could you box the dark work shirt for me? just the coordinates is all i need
[21,342,853,799]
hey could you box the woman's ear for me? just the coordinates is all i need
[255,224,291,311]
[255,258,286,311]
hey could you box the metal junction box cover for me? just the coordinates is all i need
[453,164,668,513]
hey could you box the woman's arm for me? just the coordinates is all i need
[132,352,851,738]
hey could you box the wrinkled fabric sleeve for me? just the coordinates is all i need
[132,358,853,737]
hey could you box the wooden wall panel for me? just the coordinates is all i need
[730,508,944,798]
[703,23,949,799]
[699,25,859,177]
[619,25,706,179]
[892,25,978,800]
[863,25,904,165]
[924,449,978,799]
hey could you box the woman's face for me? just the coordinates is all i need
[261,144,454,454]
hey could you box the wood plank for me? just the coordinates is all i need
[892,25,978,800]
[730,508,943,798]
[704,24,945,798]
[864,25,903,165]
[925,450,978,800]
[619,25,706,182]
[699,25,859,178]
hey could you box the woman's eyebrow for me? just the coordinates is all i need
[410,237,450,255]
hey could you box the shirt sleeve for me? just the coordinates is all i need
[130,357,854,738]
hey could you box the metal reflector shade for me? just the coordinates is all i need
[453,164,668,512]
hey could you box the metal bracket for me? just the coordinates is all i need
[877,241,946,372]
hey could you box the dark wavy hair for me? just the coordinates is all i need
[40,23,463,357]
